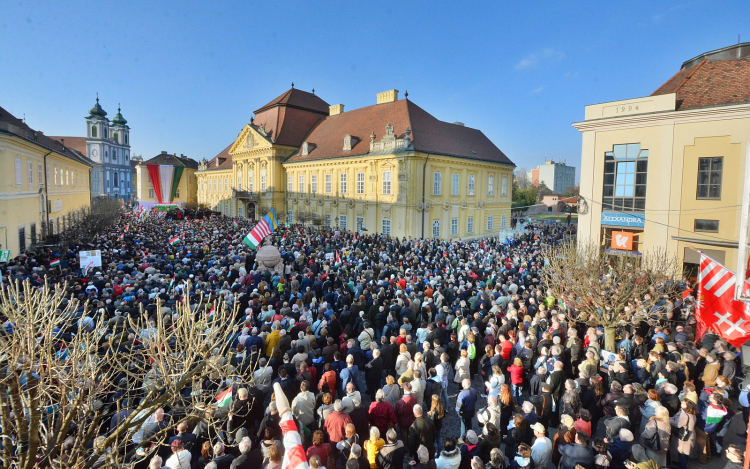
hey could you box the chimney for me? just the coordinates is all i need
[377,89,399,104]
[453,122,465,126]
[329,104,345,116]
[161,151,167,155]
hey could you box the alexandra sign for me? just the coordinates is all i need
[601,211,645,227]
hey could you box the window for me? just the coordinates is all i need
[237,172,242,190]
[468,175,475,196]
[238,207,243,217]
[288,175,293,192]
[340,173,347,194]
[201,179,204,191]
[103,127,108,139]
[38,163,43,185]
[224,178,228,191]
[697,157,723,199]
[224,202,228,214]
[356,217,364,232]
[325,174,332,193]
[433,171,442,196]
[311,174,318,193]
[30,223,36,245]
[148,189,155,198]
[248,170,254,192]
[18,227,25,253]
[356,172,365,194]
[694,219,719,232]
[299,174,305,193]
[488,215,494,231]
[603,143,648,212]
[112,149,117,163]
[502,177,508,197]
[54,167,58,186]
[125,134,128,144]
[287,210,294,224]
[113,173,118,187]
[487,176,494,196]
[452,173,460,196]
[382,219,391,236]
[91,126,97,138]
[339,215,347,230]
[325,214,332,228]
[451,218,458,236]
[432,220,440,238]
[261,169,266,192]
[467,217,474,233]
[501,214,506,229]
[28,161,33,185]
[175,188,180,198]
[15,157,22,185]
[382,171,392,195]
[114,133,119,144]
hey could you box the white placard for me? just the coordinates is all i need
[53,199,63,212]
[325,253,334,260]
[79,250,102,269]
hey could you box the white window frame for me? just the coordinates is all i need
[433,171,442,196]
[28,161,33,185]
[311,174,318,194]
[467,217,474,234]
[238,206,243,217]
[356,216,364,232]
[432,220,440,238]
[38,163,43,185]
[325,174,332,193]
[148,188,155,198]
[325,214,332,228]
[339,215,347,230]
[15,157,22,185]
[468,174,475,196]
[287,210,294,224]
[287,175,293,192]
[248,170,254,192]
[452,173,460,196]
[501,214,507,229]
[488,176,494,197]
[299,174,305,193]
[487,215,494,231]
[356,172,365,194]
[237,171,242,190]
[261,169,267,192]
[382,171,392,195]
[502,177,508,197]
[340,173,347,194]
[382,219,391,236]
[451,218,458,236]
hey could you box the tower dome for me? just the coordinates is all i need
[88,94,107,118]
[112,104,127,125]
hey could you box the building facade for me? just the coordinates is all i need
[528,160,576,194]
[0,105,92,257]
[51,97,134,200]
[135,152,199,208]
[574,43,750,274]
[197,88,515,239]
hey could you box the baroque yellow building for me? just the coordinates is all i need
[197,88,515,239]
[0,105,92,257]
[574,43,750,274]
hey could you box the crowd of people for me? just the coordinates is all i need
[1,207,747,469]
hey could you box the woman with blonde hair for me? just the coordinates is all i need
[641,406,671,467]
[429,393,446,453]
[395,343,411,377]
[498,384,513,438]
[454,349,471,383]
[364,426,385,468]
[382,375,401,407]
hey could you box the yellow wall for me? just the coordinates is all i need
[575,94,750,271]
[0,134,91,257]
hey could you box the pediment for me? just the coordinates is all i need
[229,124,273,155]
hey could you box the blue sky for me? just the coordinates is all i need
[2,1,748,180]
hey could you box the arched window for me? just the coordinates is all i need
[124,133,128,144]
[114,133,119,144]
[91,126,97,138]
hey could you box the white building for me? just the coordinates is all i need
[51,96,133,200]
[528,160,576,194]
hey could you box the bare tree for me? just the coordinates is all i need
[297,211,310,225]
[0,279,237,469]
[514,167,531,190]
[44,199,123,252]
[544,241,682,351]
[310,213,322,228]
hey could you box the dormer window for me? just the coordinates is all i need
[301,142,309,156]
[343,135,352,151]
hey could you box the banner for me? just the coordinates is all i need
[170,166,184,202]
[696,253,750,347]
[159,165,174,207]
[146,165,163,204]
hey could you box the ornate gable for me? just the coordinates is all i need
[229,124,273,155]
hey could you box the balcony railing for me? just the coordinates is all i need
[233,189,258,200]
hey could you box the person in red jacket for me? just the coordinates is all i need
[507,357,525,405]
[395,382,417,438]
[499,334,513,363]
[368,389,398,436]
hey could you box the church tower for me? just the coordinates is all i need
[85,94,108,164]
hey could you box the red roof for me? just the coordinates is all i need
[48,136,86,156]
[286,99,513,165]
[652,55,750,110]
[202,144,233,171]
[254,88,330,114]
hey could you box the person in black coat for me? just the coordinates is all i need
[408,407,436,456]
[364,349,384,399]
[230,435,263,468]
[376,430,407,469]
[503,414,527,461]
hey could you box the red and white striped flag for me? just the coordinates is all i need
[696,253,750,347]
[273,383,310,469]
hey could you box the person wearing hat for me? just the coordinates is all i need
[458,430,480,469]
[530,422,552,469]
[165,438,191,469]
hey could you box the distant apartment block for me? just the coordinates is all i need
[528,160,576,194]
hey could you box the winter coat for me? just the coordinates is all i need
[454,356,471,383]
[377,441,407,469]
[435,448,462,469]
[640,419,670,467]
[669,410,696,458]
[368,401,397,435]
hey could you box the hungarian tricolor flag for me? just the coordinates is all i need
[50,259,61,268]
[124,225,129,233]
[696,253,750,347]
[233,220,239,229]
[82,262,93,277]
[207,306,216,322]
[118,233,124,242]
[215,387,232,408]
[169,236,180,246]
[243,209,278,249]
